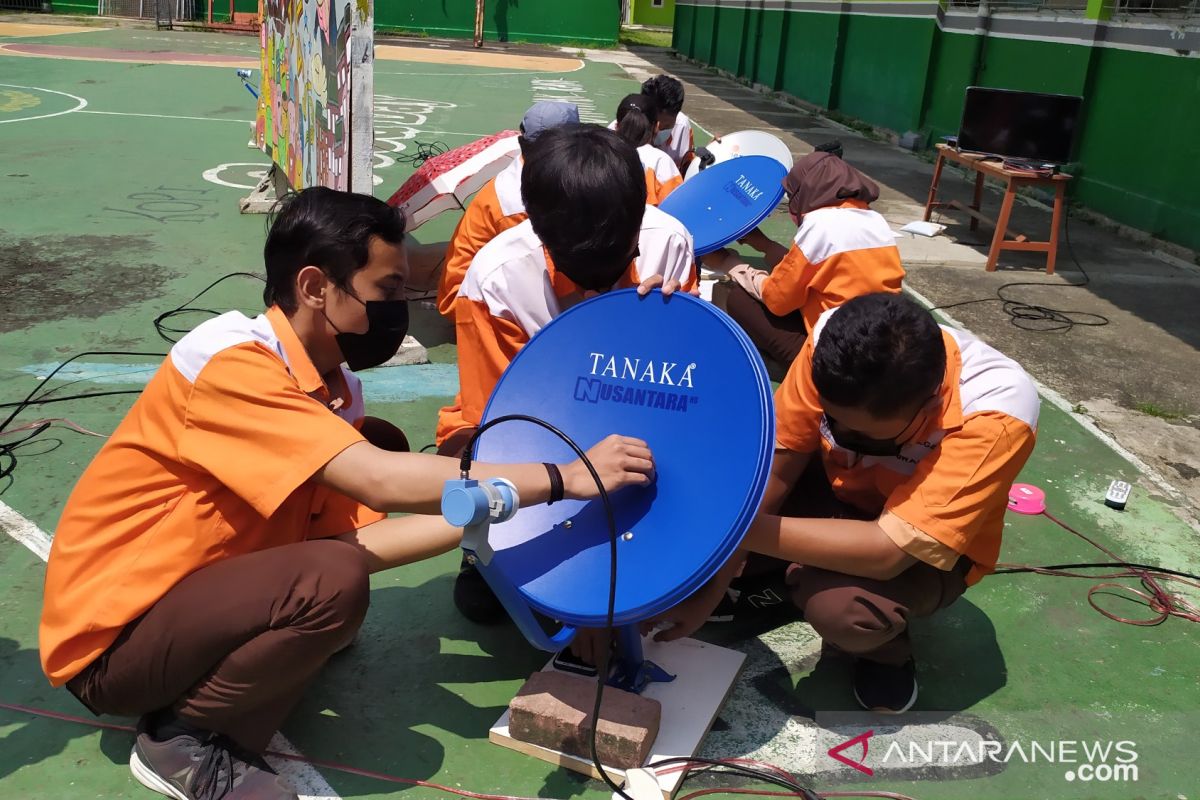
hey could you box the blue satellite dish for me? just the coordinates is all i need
[471,290,774,631]
[658,155,787,256]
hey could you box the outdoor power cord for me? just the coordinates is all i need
[928,174,1109,333]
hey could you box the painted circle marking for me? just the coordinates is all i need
[0,83,87,124]
[202,162,272,189]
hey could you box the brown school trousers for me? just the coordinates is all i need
[67,538,370,753]
[66,417,409,753]
[723,282,809,369]
[768,461,972,666]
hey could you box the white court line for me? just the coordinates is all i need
[79,110,488,141]
[0,83,87,124]
[80,109,252,123]
[0,499,343,800]
[375,66,584,77]
[0,501,50,561]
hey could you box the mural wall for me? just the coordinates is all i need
[256,0,353,191]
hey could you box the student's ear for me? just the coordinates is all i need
[295,265,329,311]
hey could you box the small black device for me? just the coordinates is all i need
[551,648,599,678]
[958,87,1083,165]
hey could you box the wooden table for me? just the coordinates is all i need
[923,142,1072,274]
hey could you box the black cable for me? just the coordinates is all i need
[0,351,167,434]
[153,272,265,343]
[459,414,633,800]
[647,757,819,799]
[994,561,1200,582]
[0,390,146,410]
[0,351,167,487]
[460,419,831,800]
[0,423,52,485]
[394,140,450,168]
[929,211,1109,332]
[2,270,259,486]
[404,255,446,303]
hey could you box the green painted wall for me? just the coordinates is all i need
[45,0,247,20]
[751,8,786,89]
[1072,46,1200,246]
[688,3,719,65]
[713,4,747,75]
[376,0,618,45]
[672,2,695,56]
[778,10,840,108]
[50,0,617,44]
[674,1,1200,251]
[631,0,675,28]
[977,36,1093,96]
[922,28,979,136]
[834,14,936,133]
[48,1,98,14]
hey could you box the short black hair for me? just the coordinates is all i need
[263,187,406,313]
[641,75,684,115]
[521,124,647,291]
[812,293,946,417]
[615,93,659,148]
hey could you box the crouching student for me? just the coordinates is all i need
[437,124,697,624]
[613,93,683,205]
[437,101,581,318]
[647,293,1038,714]
[40,187,656,800]
[640,74,694,172]
[706,151,904,371]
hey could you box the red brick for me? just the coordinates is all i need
[508,670,662,769]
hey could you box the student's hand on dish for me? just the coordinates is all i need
[562,434,655,499]
[737,227,775,253]
[569,627,612,667]
[640,584,724,643]
[637,274,683,297]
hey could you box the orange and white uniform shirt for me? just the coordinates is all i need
[637,144,683,205]
[39,306,382,687]
[730,200,905,332]
[437,204,696,444]
[438,156,528,318]
[608,113,695,173]
[659,111,695,171]
[774,308,1039,585]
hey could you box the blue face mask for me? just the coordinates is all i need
[654,129,672,147]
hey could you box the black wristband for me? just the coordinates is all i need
[544,463,564,505]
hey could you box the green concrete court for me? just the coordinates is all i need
[1,20,1198,800]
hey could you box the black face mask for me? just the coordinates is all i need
[825,399,931,458]
[327,294,409,372]
[827,424,906,458]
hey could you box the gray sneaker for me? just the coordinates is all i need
[129,714,298,800]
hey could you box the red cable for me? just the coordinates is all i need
[676,788,919,800]
[0,418,107,438]
[0,703,923,800]
[996,510,1200,626]
[0,701,555,800]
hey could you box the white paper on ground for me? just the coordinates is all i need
[899,220,947,237]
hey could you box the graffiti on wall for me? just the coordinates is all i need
[256,0,354,191]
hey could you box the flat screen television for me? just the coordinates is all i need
[957,87,1083,165]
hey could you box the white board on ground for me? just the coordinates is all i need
[490,636,745,800]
